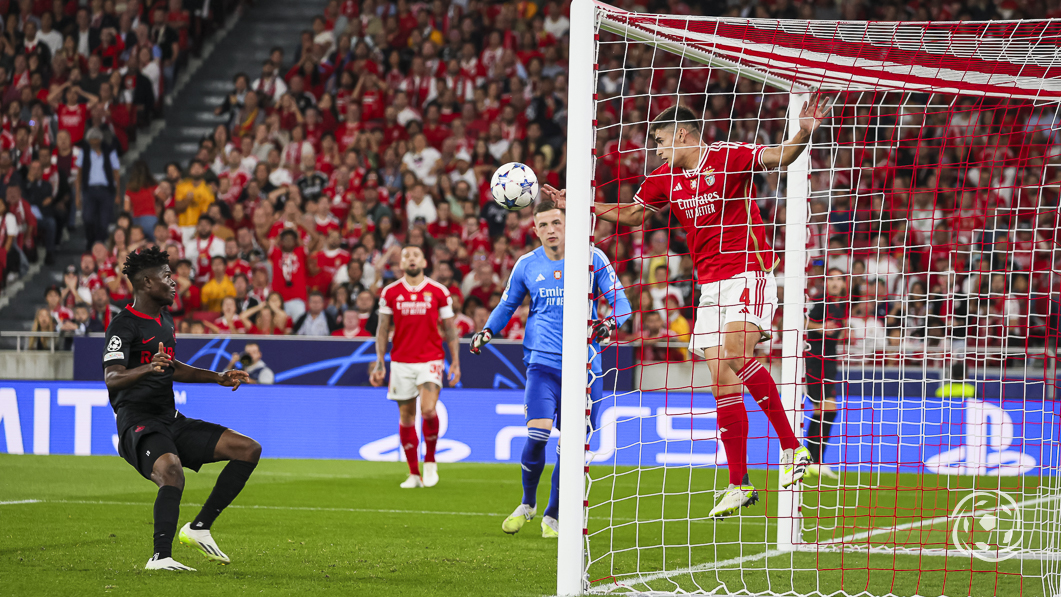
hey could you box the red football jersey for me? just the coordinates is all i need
[268,245,308,302]
[378,277,455,363]
[214,316,247,333]
[314,214,341,237]
[225,258,252,278]
[57,104,89,144]
[634,142,777,283]
[316,248,350,276]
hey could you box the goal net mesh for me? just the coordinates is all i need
[583,5,1061,595]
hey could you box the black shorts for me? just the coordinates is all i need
[117,413,228,480]
[805,354,838,403]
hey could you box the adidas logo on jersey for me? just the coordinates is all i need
[535,273,546,282]
[673,182,682,192]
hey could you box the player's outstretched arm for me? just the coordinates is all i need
[476,254,530,354]
[171,354,250,391]
[760,97,832,169]
[369,313,391,387]
[594,200,647,227]
[542,183,648,227]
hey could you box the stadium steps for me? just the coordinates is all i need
[0,0,323,343]
[0,226,88,344]
[140,3,327,173]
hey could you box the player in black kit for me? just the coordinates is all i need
[803,267,848,480]
[103,247,260,571]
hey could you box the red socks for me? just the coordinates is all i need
[737,359,800,451]
[715,393,748,485]
[399,424,420,476]
[422,415,439,463]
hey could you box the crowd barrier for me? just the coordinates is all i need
[0,381,1055,476]
[72,336,635,391]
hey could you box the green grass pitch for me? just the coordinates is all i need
[1,455,1055,597]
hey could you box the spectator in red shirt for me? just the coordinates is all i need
[239,294,292,335]
[427,201,460,240]
[44,284,73,323]
[204,296,247,334]
[332,308,371,338]
[268,228,309,319]
[50,83,98,145]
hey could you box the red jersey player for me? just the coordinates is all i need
[593,102,830,518]
[369,246,462,489]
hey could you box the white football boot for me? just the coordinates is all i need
[422,462,439,487]
[400,474,425,488]
[145,554,196,571]
[179,523,230,564]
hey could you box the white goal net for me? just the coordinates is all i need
[557,1,1061,595]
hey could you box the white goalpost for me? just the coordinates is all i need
[559,1,1061,595]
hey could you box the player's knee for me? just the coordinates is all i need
[420,408,436,421]
[152,454,184,489]
[241,438,262,463]
[720,352,744,372]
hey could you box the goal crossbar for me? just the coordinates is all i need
[595,1,1061,100]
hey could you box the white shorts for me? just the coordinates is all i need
[690,271,778,358]
[387,360,445,401]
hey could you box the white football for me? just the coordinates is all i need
[490,162,538,211]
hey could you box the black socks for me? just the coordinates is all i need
[191,460,257,531]
[153,485,183,559]
[805,410,839,463]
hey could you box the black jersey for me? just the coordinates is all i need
[102,305,177,434]
[807,297,847,357]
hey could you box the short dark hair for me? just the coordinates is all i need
[198,214,214,225]
[279,229,298,242]
[308,290,325,300]
[211,255,225,264]
[534,198,564,216]
[122,246,170,286]
[649,105,701,137]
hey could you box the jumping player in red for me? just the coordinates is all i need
[595,102,830,518]
[370,245,462,488]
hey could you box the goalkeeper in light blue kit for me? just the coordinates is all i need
[470,190,631,538]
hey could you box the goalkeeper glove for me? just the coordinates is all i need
[591,317,617,344]
[470,328,493,355]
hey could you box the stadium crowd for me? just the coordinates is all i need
[6,0,1057,367]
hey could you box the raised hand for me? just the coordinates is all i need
[150,342,171,373]
[799,96,833,137]
[540,184,567,209]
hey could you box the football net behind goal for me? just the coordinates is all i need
[557,2,1061,595]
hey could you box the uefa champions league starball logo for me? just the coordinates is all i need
[950,491,1024,562]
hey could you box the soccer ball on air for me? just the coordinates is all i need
[490,162,538,211]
